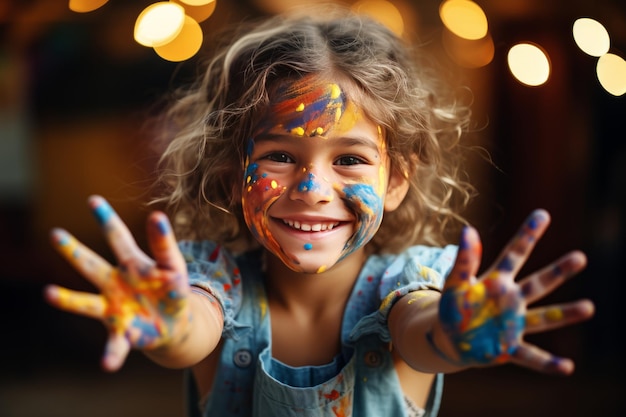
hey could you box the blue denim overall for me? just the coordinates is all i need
[182,242,457,417]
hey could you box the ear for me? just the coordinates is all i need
[384,169,410,212]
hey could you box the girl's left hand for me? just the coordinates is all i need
[437,209,594,375]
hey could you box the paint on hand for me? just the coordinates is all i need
[440,233,525,365]
[92,198,115,226]
[440,274,525,364]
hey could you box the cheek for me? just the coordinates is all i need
[338,181,385,252]
[242,163,286,236]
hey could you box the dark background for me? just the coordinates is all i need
[1,0,624,416]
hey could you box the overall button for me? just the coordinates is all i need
[234,349,253,368]
[364,350,383,367]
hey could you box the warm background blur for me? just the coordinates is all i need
[1,0,624,416]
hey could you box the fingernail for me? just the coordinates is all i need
[51,228,69,246]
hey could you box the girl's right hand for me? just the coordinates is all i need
[45,195,192,372]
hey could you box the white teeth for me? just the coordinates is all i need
[283,219,339,231]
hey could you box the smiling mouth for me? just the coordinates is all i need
[281,219,341,232]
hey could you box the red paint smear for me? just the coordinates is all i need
[324,390,340,401]
[209,245,220,262]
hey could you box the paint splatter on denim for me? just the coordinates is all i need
[182,242,457,417]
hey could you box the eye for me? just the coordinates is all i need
[264,152,294,163]
[335,155,366,166]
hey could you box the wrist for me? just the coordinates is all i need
[426,323,464,369]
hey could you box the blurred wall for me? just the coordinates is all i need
[0,1,624,416]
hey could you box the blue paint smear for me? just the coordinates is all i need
[93,200,114,226]
[157,218,169,236]
[496,256,514,272]
[298,173,320,193]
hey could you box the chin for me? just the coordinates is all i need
[277,250,343,274]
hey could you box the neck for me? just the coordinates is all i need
[264,249,366,316]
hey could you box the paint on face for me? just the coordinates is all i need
[298,172,319,193]
[243,153,290,261]
[242,76,388,272]
[264,77,360,137]
[336,182,384,260]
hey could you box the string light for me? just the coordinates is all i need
[507,43,551,87]
[154,15,204,62]
[596,53,626,96]
[69,0,109,13]
[134,2,186,48]
[573,18,610,57]
[68,0,216,62]
[351,0,404,37]
[67,0,625,93]
[439,0,488,41]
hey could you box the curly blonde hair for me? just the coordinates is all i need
[151,8,474,254]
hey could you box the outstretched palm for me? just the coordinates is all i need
[439,209,594,374]
[45,196,191,371]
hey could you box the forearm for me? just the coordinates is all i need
[388,290,466,374]
[144,291,223,369]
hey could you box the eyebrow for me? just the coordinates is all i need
[253,133,381,153]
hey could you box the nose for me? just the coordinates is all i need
[288,168,333,205]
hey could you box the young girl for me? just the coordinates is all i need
[45,8,594,417]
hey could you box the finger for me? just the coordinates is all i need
[488,209,550,278]
[101,332,131,372]
[146,211,187,273]
[44,284,106,319]
[88,195,151,266]
[510,343,574,375]
[50,228,114,290]
[445,226,482,288]
[525,299,595,334]
[520,250,587,303]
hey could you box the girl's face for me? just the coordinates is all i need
[242,75,403,273]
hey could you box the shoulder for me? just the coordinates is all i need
[371,245,458,308]
[181,240,262,338]
[367,245,458,282]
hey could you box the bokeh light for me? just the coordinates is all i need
[352,0,404,37]
[573,18,610,57]
[172,0,217,23]
[251,0,318,14]
[179,0,215,5]
[596,53,626,96]
[507,43,551,86]
[439,0,488,40]
[134,2,186,47]
[442,29,494,68]
[154,15,204,62]
[68,0,109,13]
